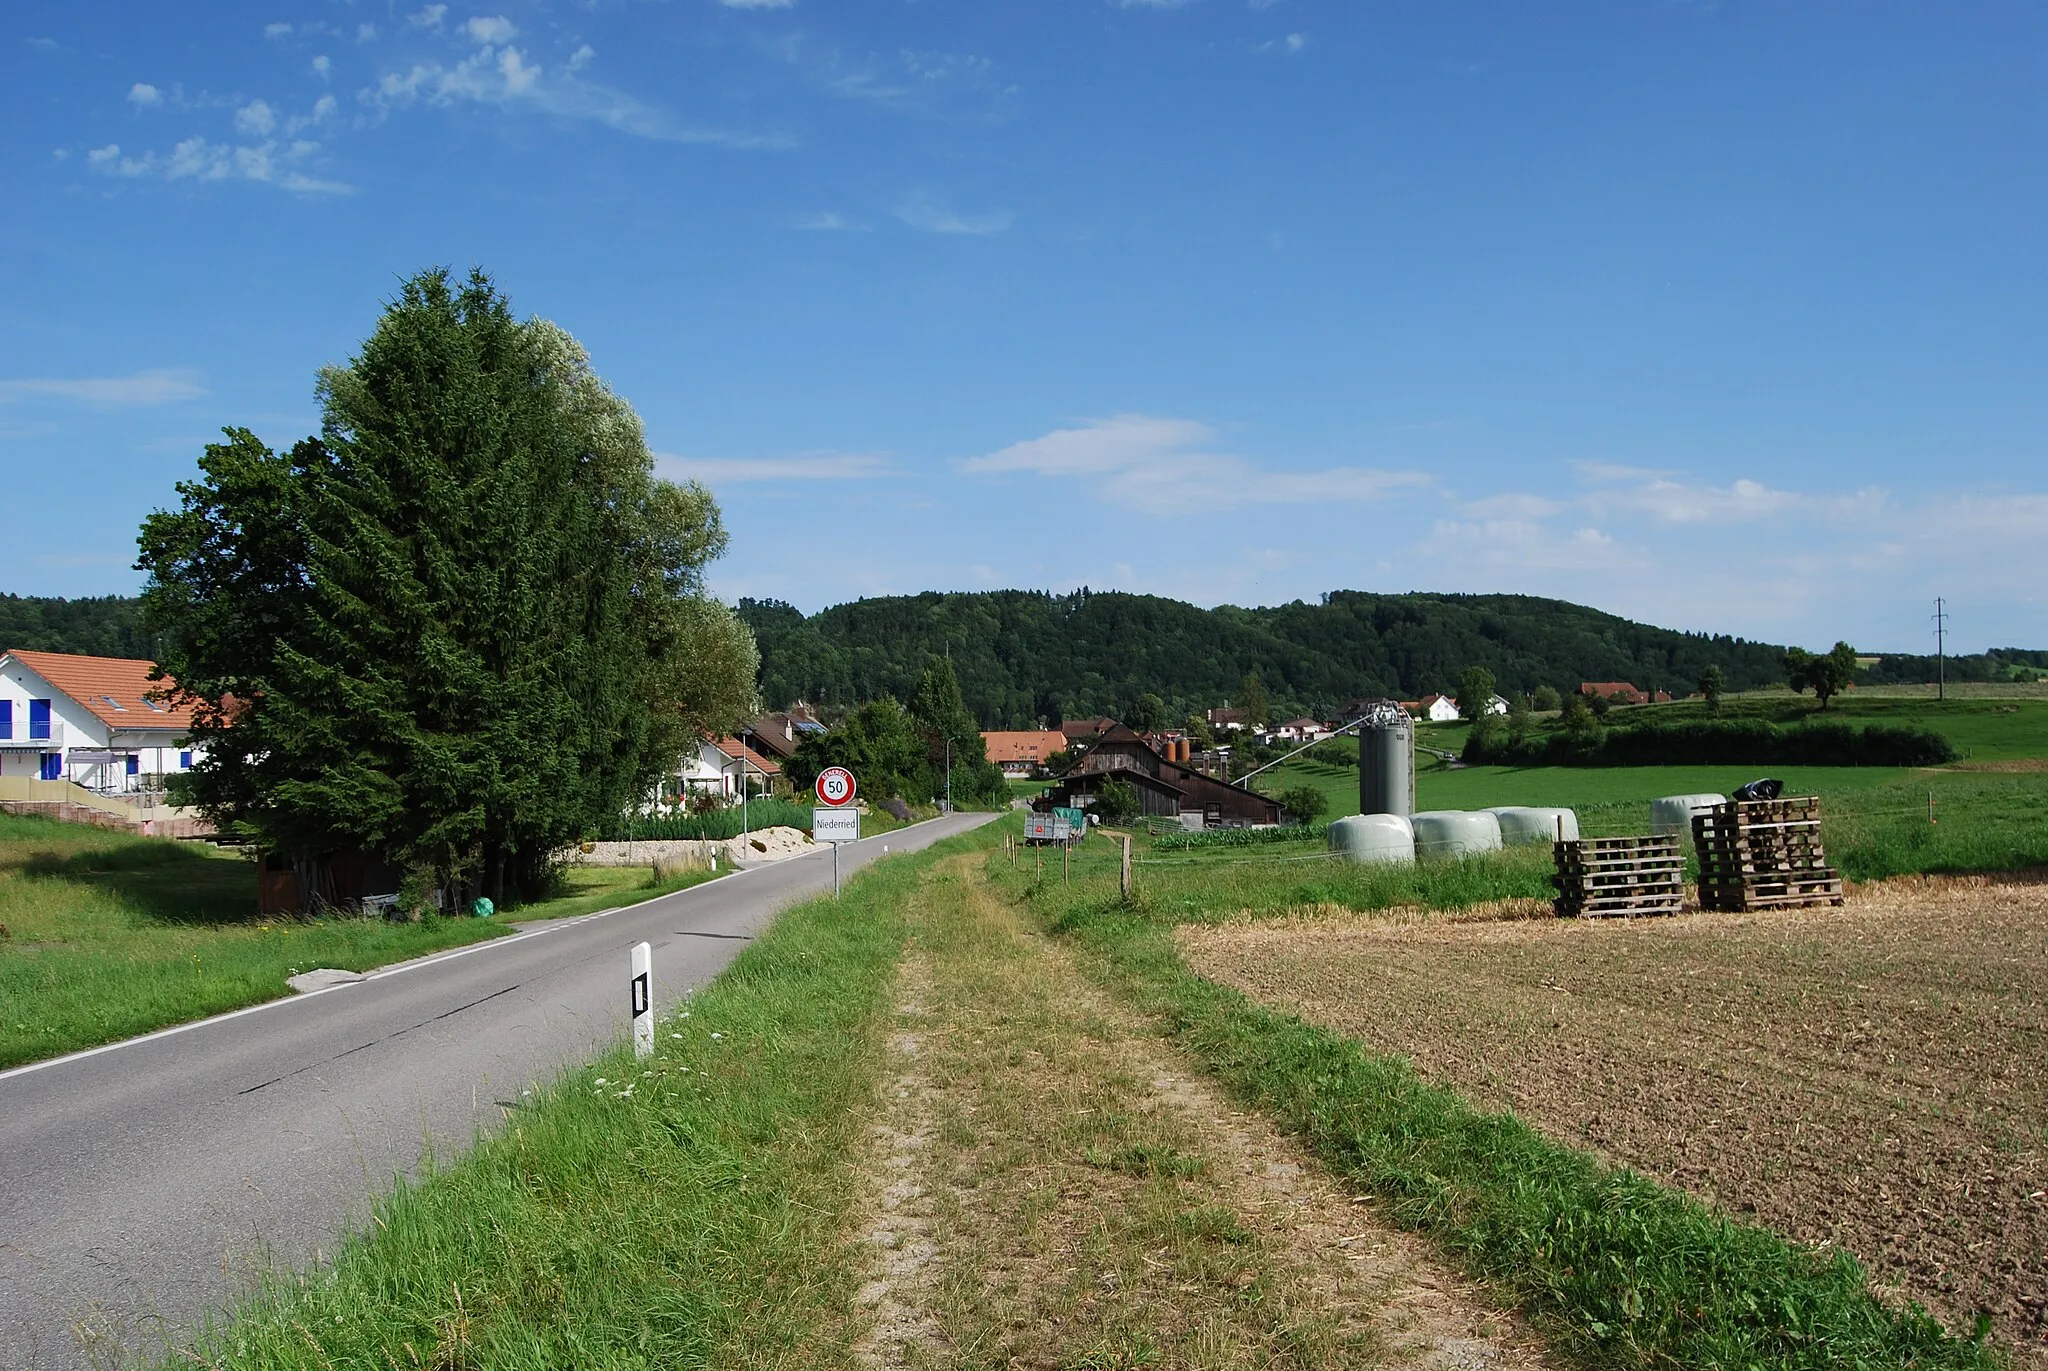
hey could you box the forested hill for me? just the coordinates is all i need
[0,594,151,659]
[737,589,1796,728]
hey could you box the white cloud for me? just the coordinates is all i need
[234,100,277,135]
[1421,518,1645,573]
[895,192,1012,235]
[407,5,447,29]
[364,48,792,148]
[357,22,377,42]
[793,210,869,231]
[127,83,162,107]
[464,15,518,45]
[656,451,895,482]
[568,44,595,72]
[962,414,1431,516]
[312,54,331,78]
[264,22,293,39]
[0,369,207,405]
[1583,475,1886,526]
[1287,32,1307,51]
[86,134,351,195]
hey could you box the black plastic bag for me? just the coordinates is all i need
[1732,778,1784,802]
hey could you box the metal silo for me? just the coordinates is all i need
[1356,701,1414,818]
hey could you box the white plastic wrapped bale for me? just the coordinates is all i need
[1327,812,1415,865]
[1411,810,1504,859]
[1487,806,1579,846]
[1651,793,1725,839]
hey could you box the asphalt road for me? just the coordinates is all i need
[0,811,995,1370]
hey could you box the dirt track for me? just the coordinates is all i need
[1179,875,2048,1366]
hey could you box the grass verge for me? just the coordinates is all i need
[992,832,2002,1371]
[0,812,719,1069]
[165,820,1000,1370]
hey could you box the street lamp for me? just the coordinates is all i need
[739,726,753,850]
[943,734,958,814]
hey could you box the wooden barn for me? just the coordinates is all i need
[1047,724,1281,828]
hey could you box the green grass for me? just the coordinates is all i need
[0,814,719,1069]
[1606,692,2048,762]
[165,822,1001,1371]
[994,829,2001,1371]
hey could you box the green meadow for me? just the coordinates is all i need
[0,814,717,1069]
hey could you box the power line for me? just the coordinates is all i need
[1932,597,1947,702]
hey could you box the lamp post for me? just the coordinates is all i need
[943,734,956,814]
[739,727,752,850]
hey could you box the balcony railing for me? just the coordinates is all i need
[2,721,64,748]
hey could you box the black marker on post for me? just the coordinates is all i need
[630,941,652,1060]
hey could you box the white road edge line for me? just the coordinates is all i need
[0,814,965,1086]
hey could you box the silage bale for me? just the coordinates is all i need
[1411,810,1504,859]
[1489,806,1579,846]
[1651,793,1726,839]
[1327,813,1416,865]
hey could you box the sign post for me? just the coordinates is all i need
[630,941,653,1059]
[813,767,859,896]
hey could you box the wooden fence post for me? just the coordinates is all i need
[1120,835,1132,899]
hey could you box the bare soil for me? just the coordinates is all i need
[844,857,1557,1369]
[1178,876,2048,1366]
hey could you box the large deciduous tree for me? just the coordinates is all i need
[139,268,757,907]
[1785,642,1858,710]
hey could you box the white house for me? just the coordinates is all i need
[1264,717,1330,745]
[0,650,205,791]
[1418,694,1463,723]
[676,734,783,801]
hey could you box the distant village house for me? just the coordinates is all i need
[1047,723,1281,829]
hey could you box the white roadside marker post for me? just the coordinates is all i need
[631,941,653,1060]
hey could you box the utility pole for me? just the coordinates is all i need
[1932,597,1948,702]
[943,734,955,814]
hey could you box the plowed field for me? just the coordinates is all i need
[1179,875,2048,1366]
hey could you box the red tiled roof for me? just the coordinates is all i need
[981,730,1066,765]
[2,649,197,730]
[708,735,783,774]
[1581,681,1643,700]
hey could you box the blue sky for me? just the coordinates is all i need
[4,2,2043,653]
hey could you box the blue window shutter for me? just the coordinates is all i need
[29,699,51,741]
[0,699,10,739]
[181,750,192,769]
[126,755,140,776]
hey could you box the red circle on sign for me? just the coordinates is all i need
[816,767,857,807]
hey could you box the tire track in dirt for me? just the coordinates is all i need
[842,857,1556,1370]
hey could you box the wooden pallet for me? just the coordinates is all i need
[1553,835,1685,917]
[1692,799,1844,912]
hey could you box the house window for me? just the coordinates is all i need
[29,699,52,741]
[180,750,193,769]
[126,756,140,776]
[40,753,62,782]
[0,699,10,739]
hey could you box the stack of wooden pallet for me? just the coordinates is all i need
[1552,834,1686,917]
[1692,796,1844,911]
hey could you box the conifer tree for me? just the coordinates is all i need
[141,268,756,907]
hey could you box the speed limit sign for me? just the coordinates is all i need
[815,766,857,807]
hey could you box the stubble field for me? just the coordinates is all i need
[1178,877,2048,1366]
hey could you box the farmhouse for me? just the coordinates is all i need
[1047,723,1281,828]
[1206,706,1249,733]
[981,729,1068,778]
[1581,681,1644,704]
[742,706,825,763]
[679,734,783,800]
[0,649,204,791]
[1266,716,1329,744]
[1060,716,1119,746]
[1418,694,1463,722]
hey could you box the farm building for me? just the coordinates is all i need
[981,729,1068,778]
[742,706,825,763]
[1418,694,1463,722]
[0,649,204,792]
[1047,723,1281,828]
[1581,681,1645,704]
[679,734,783,800]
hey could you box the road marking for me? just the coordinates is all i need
[0,814,967,1086]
